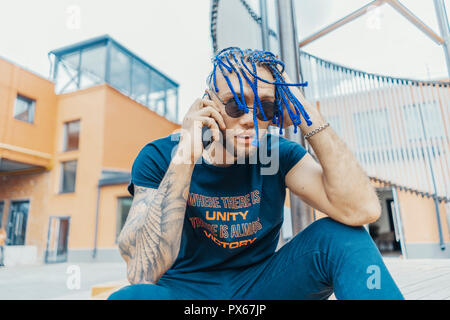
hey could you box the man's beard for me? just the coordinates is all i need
[221,129,258,160]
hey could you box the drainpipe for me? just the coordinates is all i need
[391,187,408,259]
[416,96,445,251]
[92,185,101,259]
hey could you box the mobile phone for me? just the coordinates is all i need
[202,126,213,149]
[202,92,217,149]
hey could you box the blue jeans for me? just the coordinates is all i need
[108,217,404,300]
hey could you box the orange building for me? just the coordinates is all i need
[0,35,180,265]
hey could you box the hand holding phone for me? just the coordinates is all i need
[178,92,226,163]
[201,92,220,149]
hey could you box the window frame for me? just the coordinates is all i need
[13,94,36,124]
[45,216,71,263]
[59,160,78,194]
[62,119,81,152]
[6,200,30,246]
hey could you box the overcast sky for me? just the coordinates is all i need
[0,0,447,121]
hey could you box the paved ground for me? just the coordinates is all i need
[0,261,127,300]
[0,257,449,299]
[384,258,450,300]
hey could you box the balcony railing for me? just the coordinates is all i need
[300,51,450,202]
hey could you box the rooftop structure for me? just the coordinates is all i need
[49,35,179,122]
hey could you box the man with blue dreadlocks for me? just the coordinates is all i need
[109,47,404,300]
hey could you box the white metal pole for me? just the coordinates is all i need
[259,0,270,51]
[433,0,450,78]
[276,0,311,235]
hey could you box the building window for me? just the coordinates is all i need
[403,102,445,141]
[45,216,70,263]
[60,160,77,193]
[109,44,131,95]
[63,120,80,151]
[6,200,29,246]
[116,197,133,241]
[14,94,35,123]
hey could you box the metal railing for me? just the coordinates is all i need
[300,51,450,203]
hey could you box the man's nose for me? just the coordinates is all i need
[239,108,256,127]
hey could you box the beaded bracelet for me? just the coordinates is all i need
[304,122,330,139]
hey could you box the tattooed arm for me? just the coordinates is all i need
[117,160,195,284]
[117,97,225,284]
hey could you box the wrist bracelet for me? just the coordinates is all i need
[304,122,330,139]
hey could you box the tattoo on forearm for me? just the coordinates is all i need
[118,164,191,284]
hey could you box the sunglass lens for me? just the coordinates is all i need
[225,101,245,118]
[256,101,276,121]
[225,99,277,121]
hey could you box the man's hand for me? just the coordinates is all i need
[280,71,381,226]
[178,97,226,163]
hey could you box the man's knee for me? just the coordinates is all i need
[107,283,173,300]
[296,217,376,251]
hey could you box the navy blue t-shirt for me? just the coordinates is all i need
[128,133,307,276]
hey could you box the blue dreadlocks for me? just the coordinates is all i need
[207,47,313,147]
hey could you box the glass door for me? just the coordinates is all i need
[6,201,29,245]
[45,216,70,263]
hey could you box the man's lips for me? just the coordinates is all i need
[235,134,255,145]
[235,135,255,142]
[234,131,255,139]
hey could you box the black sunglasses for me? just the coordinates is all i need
[205,91,277,121]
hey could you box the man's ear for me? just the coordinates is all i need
[205,89,214,101]
[202,90,210,100]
